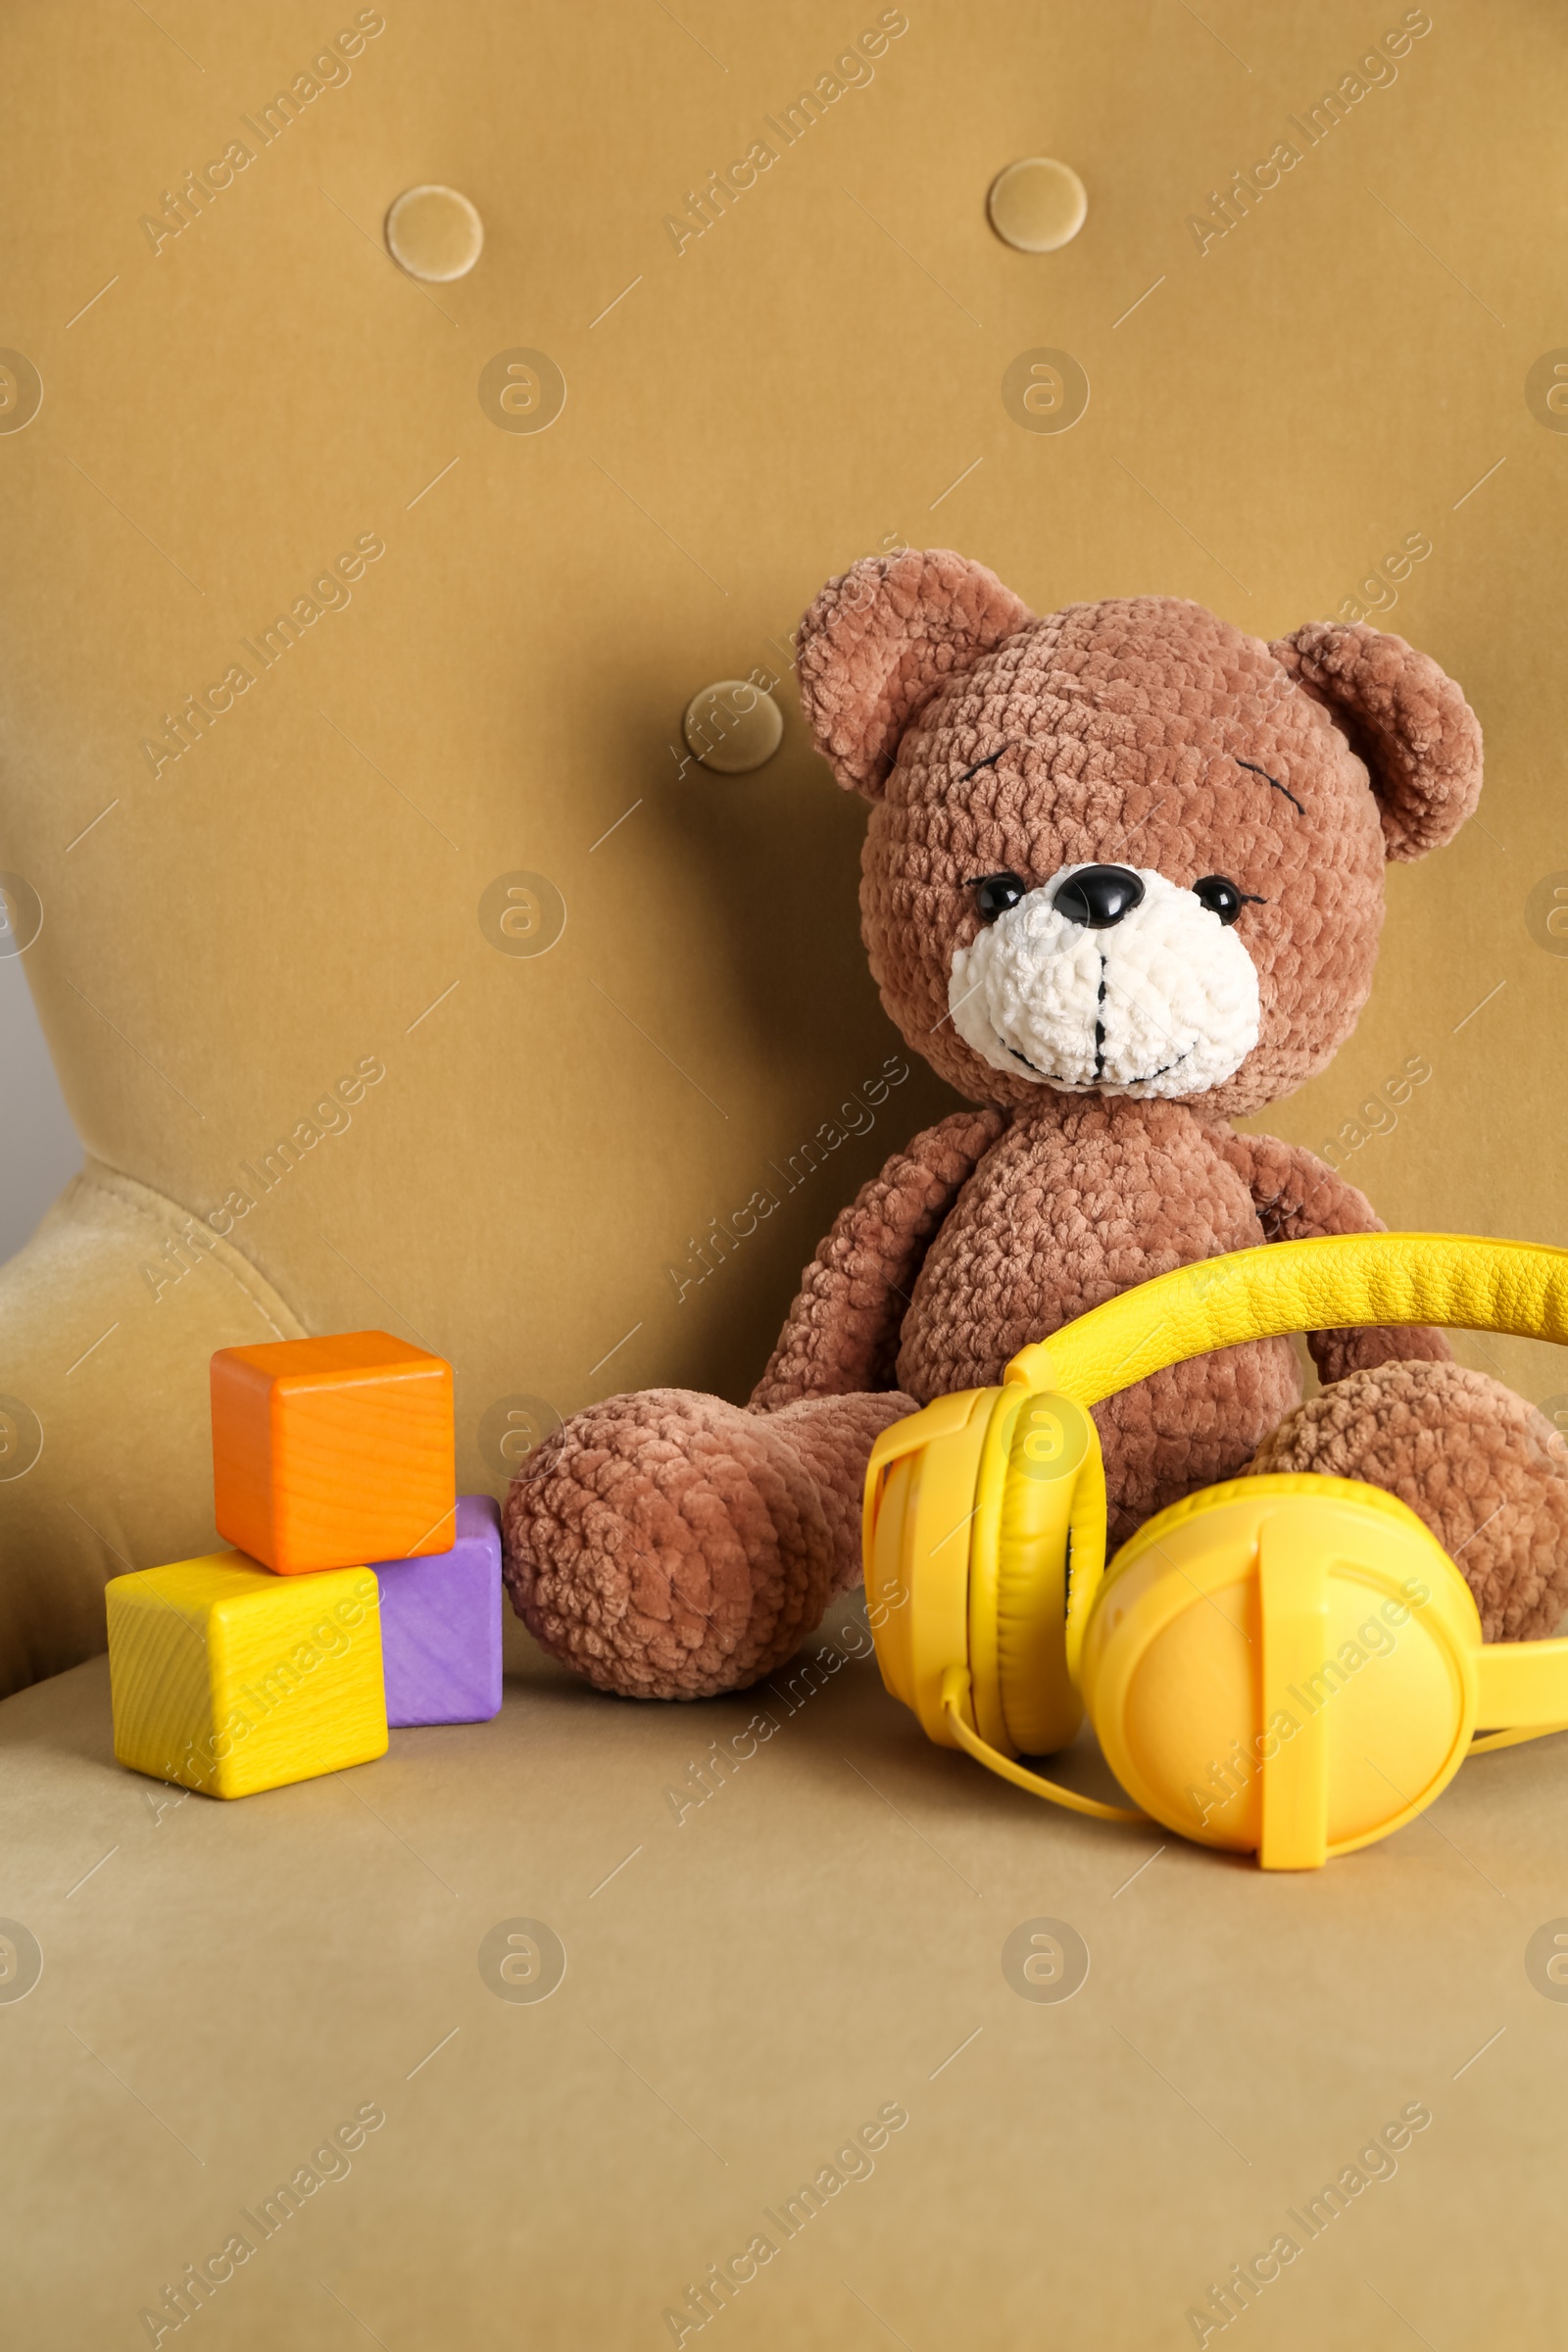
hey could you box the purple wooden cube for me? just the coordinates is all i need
[372,1494,503,1728]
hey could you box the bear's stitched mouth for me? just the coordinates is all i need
[1003,1037,1183,1088]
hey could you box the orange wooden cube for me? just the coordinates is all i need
[211,1330,455,1574]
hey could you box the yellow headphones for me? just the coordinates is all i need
[863,1233,1568,1869]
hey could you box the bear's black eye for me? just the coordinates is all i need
[1193,874,1250,924]
[971,871,1028,924]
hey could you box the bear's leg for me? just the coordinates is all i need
[502,1389,912,1699]
[1250,1361,1568,1641]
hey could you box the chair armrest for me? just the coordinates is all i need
[0,1159,304,1699]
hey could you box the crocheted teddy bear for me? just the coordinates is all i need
[505,549,1568,1698]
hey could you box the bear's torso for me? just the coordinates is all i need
[895,1097,1302,1541]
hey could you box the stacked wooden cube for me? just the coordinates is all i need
[106,1332,503,1799]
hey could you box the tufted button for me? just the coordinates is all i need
[682,682,783,774]
[385,185,484,281]
[987,158,1088,253]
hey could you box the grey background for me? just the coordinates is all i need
[0,959,81,1264]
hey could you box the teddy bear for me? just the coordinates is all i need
[504,548,1568,1700]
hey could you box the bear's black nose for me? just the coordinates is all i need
[1053,865,1146,928]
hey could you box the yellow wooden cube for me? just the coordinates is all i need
[106,1552,386,1798]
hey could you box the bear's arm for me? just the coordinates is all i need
[750,1107,1007,1408]
[1217,1131,1451,1384]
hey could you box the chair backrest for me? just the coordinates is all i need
[0,3,1559,1694]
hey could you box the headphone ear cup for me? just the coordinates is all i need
[864,1388,997,1746]
[991,1394,1099,1757]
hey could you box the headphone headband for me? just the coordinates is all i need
[1004,1232,1568,1405]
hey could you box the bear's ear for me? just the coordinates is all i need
[796,548,1032,798]
[1269,619,1483,861]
